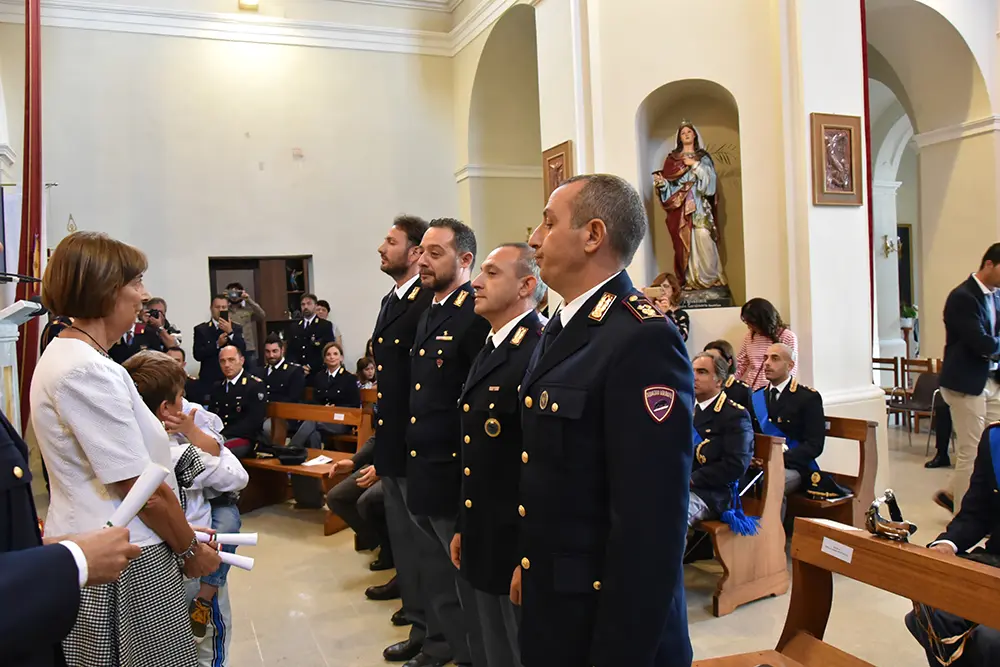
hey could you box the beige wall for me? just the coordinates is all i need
[0,23,458,367]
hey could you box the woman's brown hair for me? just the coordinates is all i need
[651,272,682,307]
[123,350,187,415]
[322,341,345,366]
[42,232,147,318]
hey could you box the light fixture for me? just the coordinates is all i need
[881,234,900,258]
[238,0,259,10]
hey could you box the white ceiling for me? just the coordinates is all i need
[331,0,460,11]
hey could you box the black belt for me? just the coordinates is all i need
[209,495,238,508]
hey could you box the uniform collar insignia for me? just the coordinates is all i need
[588,292,616,322]
[510,326,528,347]
[714,391,727,413]
[790,377,799,393]
[454,291,469,307]
[282,364,288,370]
[241,377,247,385]
[408,285,420,301]
[725,376,735,388]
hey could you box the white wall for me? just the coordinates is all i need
[0,23,458,369]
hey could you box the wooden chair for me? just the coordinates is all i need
[694,518,1000,666]
[872,356,899,394]
[900,357,934,391]
[786,417,877,529]
[694,434,790,617]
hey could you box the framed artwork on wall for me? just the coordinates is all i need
[542,140,574,204]
[810,113,863,206]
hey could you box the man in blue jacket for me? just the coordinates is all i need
[936,244,1000,514]
[0,407,139,666]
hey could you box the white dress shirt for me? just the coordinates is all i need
[433,288,459,307]
[489,309,536,348]
[394,273,421,300]
[556,272,622,328]
[59,540,89,587]
[767,376,793,400]
[697,393,721,412]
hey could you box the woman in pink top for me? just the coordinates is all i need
[736,298,798,390]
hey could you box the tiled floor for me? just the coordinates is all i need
[36,425,953,665]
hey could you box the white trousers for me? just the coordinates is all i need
[941,379,1000,512]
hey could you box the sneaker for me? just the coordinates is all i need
[189,598,212,639]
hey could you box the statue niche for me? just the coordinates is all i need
[653,121,734,308]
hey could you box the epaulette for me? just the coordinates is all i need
[713,392,727,413]
[588,292,616,322]
[454,291,469,308]
[622,294,661,322]
[249,375,263,383]
[728,399,745,411]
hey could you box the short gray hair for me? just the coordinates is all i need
[500,242,547,304]
[772,342,797,364]
[693,352,729,385]
[564,174,647,265]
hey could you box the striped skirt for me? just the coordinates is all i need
[63,542,197,667]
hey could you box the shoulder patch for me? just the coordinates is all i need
[643,385,676,423]
[623,294,662,322]
[454,291,469,308]
[408,285,420,301]
[713,392,727,413]
[588,292,617,322]
[510,326,528,347]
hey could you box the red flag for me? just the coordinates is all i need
[16,0,43,432]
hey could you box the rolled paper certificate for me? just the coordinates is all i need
[195,531,258,547]
[106,463,170,528]
[219,551,254,571]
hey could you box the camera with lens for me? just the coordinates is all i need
[226,288,242,302]
[146,308,162,320]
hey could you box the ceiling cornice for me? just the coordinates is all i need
[324,0,461,13]
[0,0,499,56]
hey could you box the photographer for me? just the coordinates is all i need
[224,282,266,368]
[142,297,180,349]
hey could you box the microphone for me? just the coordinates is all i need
[0,272,42,284]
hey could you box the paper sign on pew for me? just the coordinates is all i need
[821,537,854,564]
[302,455,334,466]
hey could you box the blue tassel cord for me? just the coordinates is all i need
[720,480,760,536]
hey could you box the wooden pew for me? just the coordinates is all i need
[786,416,877,529]
[695,434,790,617]
[695,517,1000,666]
[267,401,373,453]
[238,447,353,536]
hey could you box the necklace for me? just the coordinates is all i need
[69,325,110,358]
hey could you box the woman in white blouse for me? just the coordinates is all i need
[31,232,220,667]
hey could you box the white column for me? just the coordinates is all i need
[781,0,889,490]
[871,180,906,362]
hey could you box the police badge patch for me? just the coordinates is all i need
[643,385,676,423]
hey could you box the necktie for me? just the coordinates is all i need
[225,382,230,394]
[126,332,133,346]
[768,388,779,412]
[267,366,273,377]
[541,315,564,354]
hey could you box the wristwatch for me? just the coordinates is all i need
[178,535,199,561]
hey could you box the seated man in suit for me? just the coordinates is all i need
[193,295,247,389]
[747,343,825,495]
[703,339,751,408]
[905,422,1000,666]
[689,352,754,526]
[208,345,267,458]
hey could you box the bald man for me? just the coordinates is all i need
[208,345,267,458]
[747,343,826,494]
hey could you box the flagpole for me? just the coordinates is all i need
[16,0,43,432]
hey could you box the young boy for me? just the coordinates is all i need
[124,351,249,667]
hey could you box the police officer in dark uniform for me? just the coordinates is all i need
[164,346,206,405]
[703,339,751,408]
[367,216,441,664]
[261,333,306,403]
[286,293,336,378]
[514,174,694,667]
[108,321,164,364]
[689,352,754,526]
[208,345,267,458]
[405,218,490,667]
[450,243,544,667]
[747,342,825,495]
[193,295,247,388]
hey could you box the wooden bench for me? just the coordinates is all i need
[695,434,790,617]
[786,416,877,529]
[267,401,373,453]
[238,447,353,535]
[695,517,1000,666]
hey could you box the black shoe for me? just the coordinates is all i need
[925,454,951,469]
[933,490,954,513]
[383,639,423,662]
[402,653,452,667]
[391,607,411,626]
[370,554,395,571]
[365,576,400,601]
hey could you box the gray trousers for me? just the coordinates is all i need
[407,510,485,666]
[473,589,523,667]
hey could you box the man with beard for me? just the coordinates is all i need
[366,216,443,664]
[512,175,694,667]
[286,293,336,379]
[402,218,491,667]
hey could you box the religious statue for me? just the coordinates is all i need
[653,122,729,292]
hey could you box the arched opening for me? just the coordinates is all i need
[636,79,745,312]
[466,5,542,254]
[866,0,995,356]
